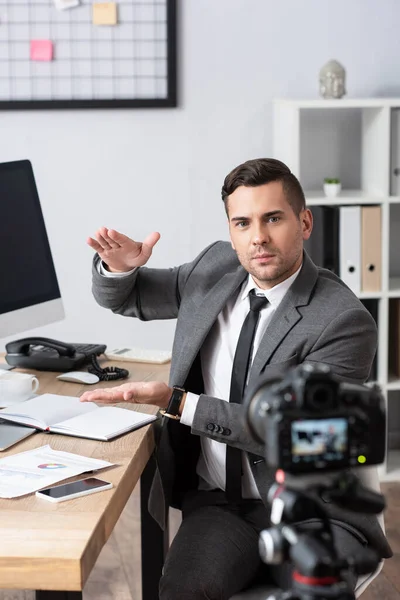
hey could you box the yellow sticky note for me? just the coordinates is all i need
[92,2,117,26]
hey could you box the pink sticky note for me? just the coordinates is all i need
[30,40,53,62]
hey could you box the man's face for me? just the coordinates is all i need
[227,181,312,289]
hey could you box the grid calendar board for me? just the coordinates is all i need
[0,0,177,109]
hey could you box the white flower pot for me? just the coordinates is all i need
[324,182,341,197]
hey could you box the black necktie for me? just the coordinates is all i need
[225,290,268,503]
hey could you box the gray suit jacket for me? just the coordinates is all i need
[92,241,392,559]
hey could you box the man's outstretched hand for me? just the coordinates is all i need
[80,380,172,408]
[87,227,160,272]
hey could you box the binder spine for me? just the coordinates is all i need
[361,206,382,292]
[339,206,361,294]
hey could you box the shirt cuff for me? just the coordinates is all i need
[98,259,137,278]
[180,392,200,426]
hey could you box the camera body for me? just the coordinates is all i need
[247,362,385,475]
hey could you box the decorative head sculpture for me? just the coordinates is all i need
[319,60,346,99]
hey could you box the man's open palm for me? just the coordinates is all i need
[87,227,160,272]
[80,380,171,408]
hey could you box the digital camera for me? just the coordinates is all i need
[246,362,385,474]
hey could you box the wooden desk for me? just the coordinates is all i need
[0,357,169,600]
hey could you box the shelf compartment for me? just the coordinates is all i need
[389,205,400,293]
[388,277,400,296]
[382,391,400,482]
[386,379,400,391]
[379,449,400,481]
[299,109,362,193]
[388,299,400,381]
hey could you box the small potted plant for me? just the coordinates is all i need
[323,177,341,197]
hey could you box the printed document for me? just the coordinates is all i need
[0,445,114,498]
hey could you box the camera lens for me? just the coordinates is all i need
[305,382,336,411]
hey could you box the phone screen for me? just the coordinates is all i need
[39,477,110,499]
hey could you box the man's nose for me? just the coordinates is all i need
[252,224,270,245]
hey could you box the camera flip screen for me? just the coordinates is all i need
[291,418,348,466]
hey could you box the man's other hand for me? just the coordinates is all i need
[87,227,160,272]
[80,380,172,408]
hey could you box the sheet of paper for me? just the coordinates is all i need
[92,2,117,26]
[0,394,96,428]
[30,40,53,62]
[54,0,80,10]
[0,445,114,498]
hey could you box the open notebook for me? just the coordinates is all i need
[0,394,157,441]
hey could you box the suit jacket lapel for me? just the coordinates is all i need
[249,252,319,381]
[174,265,248,384]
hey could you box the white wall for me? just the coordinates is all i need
[1,0,400,352]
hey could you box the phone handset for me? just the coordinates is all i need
[5,337,76,357]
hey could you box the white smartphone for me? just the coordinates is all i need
[35,477,113,503]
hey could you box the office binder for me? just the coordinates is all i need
[339,206,361,295]
[361,206,382,292]
[304,206,339,274]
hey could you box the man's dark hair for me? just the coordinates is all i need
[221,158,306,217]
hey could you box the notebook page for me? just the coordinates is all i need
[0,394,96,428]
[51,406,157,439]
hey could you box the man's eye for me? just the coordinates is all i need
[269,217,280,223]
[236,221,248,228]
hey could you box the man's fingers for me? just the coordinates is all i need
[80,388,124,403]
[99,227,121,249]
[95,231,112,250]
[107,229,133,246]
[80,381,168,407]
[90,229,160,261]
[87,237,102,252]
[141,232,161,258]
[80,383,141,404]
[87,228,123,253]
[143,231,161,248]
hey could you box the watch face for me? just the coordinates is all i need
[168,388,185,415]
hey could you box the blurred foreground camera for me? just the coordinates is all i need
[237,364,387,600]
[246,362,385,475]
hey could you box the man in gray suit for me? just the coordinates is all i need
[83,158,391,599]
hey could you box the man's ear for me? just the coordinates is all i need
[230,238,236,250]
[302,208,313,241]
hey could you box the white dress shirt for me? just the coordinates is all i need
[98,259,301,499]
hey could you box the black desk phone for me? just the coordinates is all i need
[5,337,107,372]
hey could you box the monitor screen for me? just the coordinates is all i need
[0,160,64,339]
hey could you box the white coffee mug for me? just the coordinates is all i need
[0,371,39,407]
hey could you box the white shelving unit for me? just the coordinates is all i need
[273,98,400,481]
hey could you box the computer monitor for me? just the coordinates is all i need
[0,159,64,339]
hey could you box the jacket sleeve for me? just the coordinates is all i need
[91,242,219,321]
[191,395,265,456]
[189,306,377,455]
[303,307,377,384]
